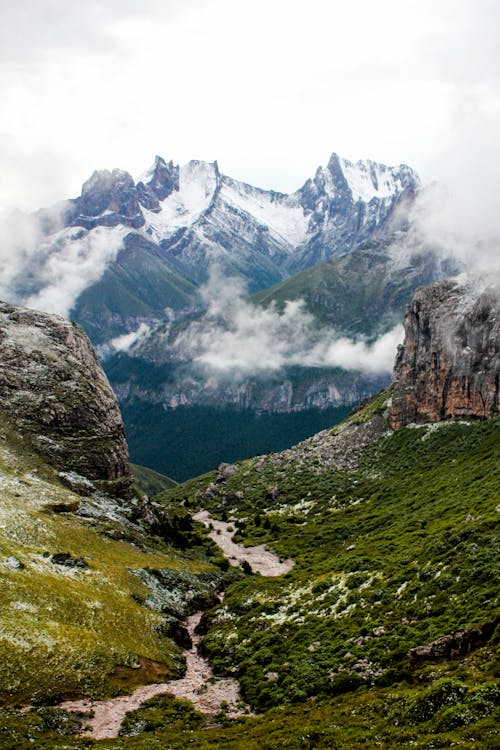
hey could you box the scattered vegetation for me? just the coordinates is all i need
[1,405,498,748]
[1,669,498,748]
[0,424,227,705]
[162,417,500,718]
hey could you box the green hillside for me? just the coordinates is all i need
[0,419,228,707]
[2,400,498,748]
[131,462,177,495]
[73,238,199,343]
[253,239,458,337]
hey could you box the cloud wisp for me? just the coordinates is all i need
[97,323,153,360]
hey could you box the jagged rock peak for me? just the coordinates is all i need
[138,155,179,201]
[0,301,132,497]
[322,152,420,201]
[390,277,500,428]
[81,168,135,195]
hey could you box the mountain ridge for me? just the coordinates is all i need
[4,151,420,345]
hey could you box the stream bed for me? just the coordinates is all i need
[58,510,293,739]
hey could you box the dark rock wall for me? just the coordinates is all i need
[390,279,499,428]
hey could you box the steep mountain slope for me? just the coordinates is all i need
[390,277,500,427]
[3,152,420,344]
[254,231,459,336]
[288,153,419,272]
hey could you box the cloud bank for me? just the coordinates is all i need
[170,269,403,378]
[0,210,126,318]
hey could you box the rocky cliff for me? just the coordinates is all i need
[390,278,499,428]
[0,301,132,496]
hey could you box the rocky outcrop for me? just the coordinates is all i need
[0,301,132,497]
[70,169,146,230]
[390,279,499,428]
[408,619,499,673]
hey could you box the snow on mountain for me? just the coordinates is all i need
[1,151,421,338]
[339,157,418,202]
[141,160,219,241]
[219,177,309,248]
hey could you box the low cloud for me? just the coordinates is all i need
[171,268,403,378]
[408,182,500,277]
[97,323,152,359]
[0,209,126,318]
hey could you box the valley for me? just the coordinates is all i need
[0,147,498,750]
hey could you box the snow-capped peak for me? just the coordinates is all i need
[81,168,134,195]
[339,157,418,202]
[136,155,166,185]
[317,153,418,204]
[141,159,220,240]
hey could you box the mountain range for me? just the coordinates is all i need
[3,151,462,478]
[6,152,419,343]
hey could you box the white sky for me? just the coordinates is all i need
[1,0,499,211]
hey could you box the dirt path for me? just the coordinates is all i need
[193,510,294,576]
[59,611,246,740]
[58,510,292,739]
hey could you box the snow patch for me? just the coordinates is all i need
[142,160,218,240]
[340,158,403,202]
[220,178,309,247]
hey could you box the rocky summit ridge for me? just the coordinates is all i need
[7,152,420,345]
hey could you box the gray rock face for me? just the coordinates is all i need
[252,414,389,477]
[289,154,419,272]
[390,278,500,428]
[0,301,132,497]
[69,168,146,230]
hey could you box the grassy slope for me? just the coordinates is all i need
[72,243,199,343]
[190,416,499,710]
[131,463,177,496]
[253,243,447,337]
[0,422,220,706]
[1,407,498,748]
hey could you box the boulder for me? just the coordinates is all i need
[0,302,132,497]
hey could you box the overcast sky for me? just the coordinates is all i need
[1,0,499,212]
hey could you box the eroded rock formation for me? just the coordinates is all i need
[390,278,499,428]
[408,618,499,673]
[0,301,132,496]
